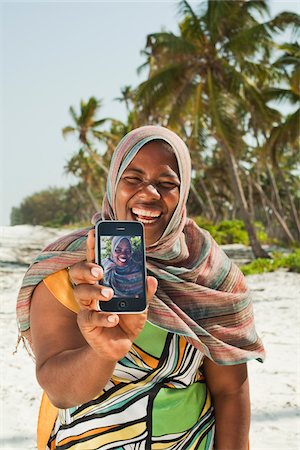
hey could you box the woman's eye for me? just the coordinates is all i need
[159,182,178,189]
[124,177,142,185]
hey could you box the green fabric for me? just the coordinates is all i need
[152,382,208,436]
[134,320,168,358]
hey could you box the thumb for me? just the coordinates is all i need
[146,276,158,301]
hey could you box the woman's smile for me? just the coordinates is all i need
[131,207,162,224]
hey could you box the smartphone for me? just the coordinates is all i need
[95,220,147,313]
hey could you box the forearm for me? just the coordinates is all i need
[37,343,116,409]
[213,382,250,450]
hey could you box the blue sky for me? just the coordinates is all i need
[1,0,299,225]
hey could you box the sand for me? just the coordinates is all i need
[0,225,299,449]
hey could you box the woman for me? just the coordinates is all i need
[16,125,265,449]
[102,236,143,298]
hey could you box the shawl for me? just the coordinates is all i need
[102,236,143,297]
[16,125,265,365]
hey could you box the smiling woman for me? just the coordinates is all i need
[16,125,265,450]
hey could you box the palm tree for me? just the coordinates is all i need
[115,85,134,114]
[134,0,299,256]
[263,42,300,240]
[62,97,111,174]
[64,149,103,212]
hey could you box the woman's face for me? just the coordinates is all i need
[115,141,180,246]
[112,238,132,267]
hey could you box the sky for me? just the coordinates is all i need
[1,0,299,226]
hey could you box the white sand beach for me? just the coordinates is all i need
[0,225,299,449]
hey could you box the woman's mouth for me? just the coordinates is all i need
[131,207,162,224]
[118,257,127,263]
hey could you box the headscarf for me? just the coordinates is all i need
[16,125,265,365]
[102,236,143,297]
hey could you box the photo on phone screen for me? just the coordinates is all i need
[95,221,147,313]
[101,235,144,298]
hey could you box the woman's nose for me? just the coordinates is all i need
[139,183,161,200]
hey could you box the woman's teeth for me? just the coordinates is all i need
[132,208,161,224]
[119,257,127,263]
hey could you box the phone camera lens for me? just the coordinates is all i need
[119,300,127,309]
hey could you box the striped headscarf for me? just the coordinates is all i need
[16,125,265,365]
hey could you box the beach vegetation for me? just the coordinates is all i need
[193,217,269,245]
[240,249,300,275]
[10,186,96,227]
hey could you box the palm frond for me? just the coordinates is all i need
[265,12,300,38]
[243,82,282,124]
[135,64,189,111]
[263,87,299,105]
[225,21,273,58]
[240,59,283,85]
[62,126,76,138]
[69,106,79,124]
[266,108,300,159]
[92,118,113,127]
[243,1,270,19]
[80,97,101,125]
[145,32,198,59]
[177,0,206,43]
[205,0,260,44]
[177,0,200,23]
[168,82,198,126]
[207,69,244,151]
[273,42,300,71]
[291,67,300,95]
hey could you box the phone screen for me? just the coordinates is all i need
[95,221,147,313]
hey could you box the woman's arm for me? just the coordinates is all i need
[203,358,250,450]
[31,280,118,409]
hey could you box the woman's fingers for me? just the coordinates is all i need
[74,283,114,310]
[68,261,103,286]
[86,229,95,262]
[77,309,119,331]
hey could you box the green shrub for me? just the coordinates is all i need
[282,250,300,273]
[240,249,300,275]
[192,217,268,245]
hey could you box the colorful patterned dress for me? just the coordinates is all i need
[44,271,215,450]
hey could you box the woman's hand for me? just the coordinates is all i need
[68,229,158,362]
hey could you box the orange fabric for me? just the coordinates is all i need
[37,270,78,448]
[37,392,58,450]
[43,269,79,313]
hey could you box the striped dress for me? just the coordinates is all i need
[45,272,215,450]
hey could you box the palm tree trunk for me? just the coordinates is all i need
[266,163,285,218]
[218,140,270,258]
[276,165,300,241]
[199,178,217,222]
[85,143,109,175]
[246,172,255,221]
[73,186,91,222]
[252,179,295,243]
[190,181,206,213]
[86,186,101,212]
